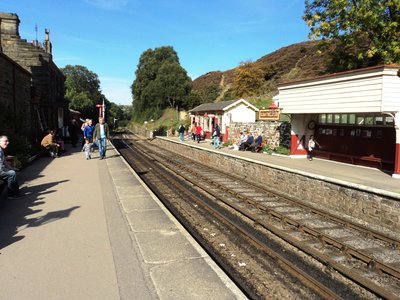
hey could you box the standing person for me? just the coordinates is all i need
[82,139,93,160]
[81,119,89,147]
[68,119,79,147]
[93,116,110,160]
[191,123,196,141]
[178,123,185,142]
[195,123,203,143]
[83,119,94,143]
[212,124,221,149]
[0,135,20,199]
[307,135,320,161]
[41,130,60,158]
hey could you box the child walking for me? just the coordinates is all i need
[82,139,93,160]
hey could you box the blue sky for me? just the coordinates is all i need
[2,0,311,105]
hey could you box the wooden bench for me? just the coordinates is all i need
[314,150,393,169]
[314,150,355,163]
[240,139,266,152]
[355,156,393,169]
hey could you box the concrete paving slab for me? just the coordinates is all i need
[150,259,238,300]
[127,209,176,232]
[135,230,203,263]
[108,169,132,177]
[116,185,150,197]
[112,178,142,187]
[120,196,160,212]
[100,159,155,300]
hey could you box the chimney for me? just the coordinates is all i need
[44,28,52,54]
[0,12,20,38]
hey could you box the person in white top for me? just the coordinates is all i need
[307,135,320,161]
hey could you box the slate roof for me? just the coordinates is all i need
[190,100,238,113]
[190,99,259,113]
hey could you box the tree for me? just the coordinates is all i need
[155,61,192,109]
[303,0,400,70]
[62,65,103,119]
[131,46,192,121]
[232,61,264,98]
[106,101,125,128]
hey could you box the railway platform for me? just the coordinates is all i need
[0,143,246,300]
[164,136,400,197]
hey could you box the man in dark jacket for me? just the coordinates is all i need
[212,124,221,149]
[250,132,263,152]
[178,124,185,142]
[93,117,110,160]
[0,135,20,198]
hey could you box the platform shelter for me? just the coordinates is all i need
[277,65,400,178]
[189,99,258,141]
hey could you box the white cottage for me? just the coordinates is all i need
[189,99,259,141]
[277,65,400,178]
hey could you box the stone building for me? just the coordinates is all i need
[189,99,259,141]
[0,52,32,136]
[0,12,67,143]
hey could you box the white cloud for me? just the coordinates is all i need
[100,77,132,105]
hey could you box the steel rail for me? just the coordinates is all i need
[168,162,399,300]
[126,137,400,300]
[143,141,400,281]
[114,137,346,300]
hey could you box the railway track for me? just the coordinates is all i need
[112,132,400,299]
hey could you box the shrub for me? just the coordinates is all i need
[273,146,290,155]
[262,145,274,155]
[222,139,235,147]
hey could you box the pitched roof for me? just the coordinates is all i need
[190,99,259,113]
[190,100,237,112]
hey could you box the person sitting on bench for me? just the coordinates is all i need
[41,130,60,158]
[250,132,263,152]
[0,135,20,199]
[240,132,253,151]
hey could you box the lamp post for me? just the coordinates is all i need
[113,118,118,127]
[393,69,400,178]
[96,104,103,118]
[96,98,106,119]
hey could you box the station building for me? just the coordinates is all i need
[189,98,259,141]
[277,65,400,178]
[0,12,67,143]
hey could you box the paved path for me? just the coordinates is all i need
[0,144,245,300]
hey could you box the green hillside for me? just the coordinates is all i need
[192,40,329,103]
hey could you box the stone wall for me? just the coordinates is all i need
[0,52,32,137]
[0,12,66,137]
[229,121,291,148]
[153,137,400,236]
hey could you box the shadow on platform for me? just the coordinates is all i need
[0,177,79,250]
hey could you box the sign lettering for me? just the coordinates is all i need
[258,108,280,121]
